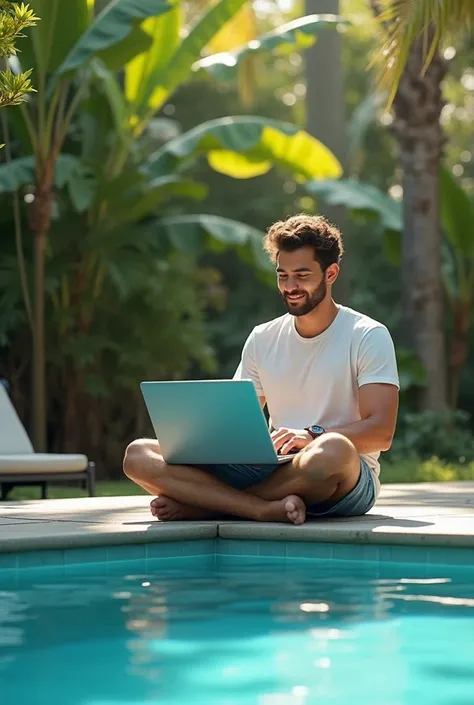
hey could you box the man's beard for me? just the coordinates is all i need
[282,279,327,317]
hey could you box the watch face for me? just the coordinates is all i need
[310,425,325,436]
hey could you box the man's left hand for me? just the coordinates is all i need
[271,428,313,455]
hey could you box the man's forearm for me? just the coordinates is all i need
[328,418,393,455]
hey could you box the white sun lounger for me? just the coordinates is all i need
[0,383,95,500]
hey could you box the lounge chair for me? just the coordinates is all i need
[0,383,95,500]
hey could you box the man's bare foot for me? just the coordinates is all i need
[263,495,306,525]
[150,496,216,521]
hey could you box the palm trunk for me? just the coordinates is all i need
[304,0,347,301]
[30,158,55,451]
[392,36,448,410]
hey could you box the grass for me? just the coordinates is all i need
[6,480,147,501]
[4,457,474,501]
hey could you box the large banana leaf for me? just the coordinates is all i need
[307,178,403,265]
[17,0,89,75]
[440,166,474,258]
[139,0,248,113]
[90,59,127,137]
[156,214,273,271]
[57,0,172,76]
[306,178,402,231]
[144,116,342,181]
[193,14,348,80]
[125,8,181,125]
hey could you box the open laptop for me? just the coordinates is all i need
[140,379,295,466]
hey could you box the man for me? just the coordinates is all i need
[124,214,399,525]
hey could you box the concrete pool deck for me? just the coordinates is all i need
[1,481,474,554]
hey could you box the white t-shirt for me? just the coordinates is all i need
[233,304,399,493]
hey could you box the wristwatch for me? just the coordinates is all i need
[305,424,325,439]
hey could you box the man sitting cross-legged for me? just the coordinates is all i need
[123,214,399,524]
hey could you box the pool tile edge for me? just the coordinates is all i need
[216,522,474,548]
[0,522,219,553]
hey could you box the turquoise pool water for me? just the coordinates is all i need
[1,545,474,705]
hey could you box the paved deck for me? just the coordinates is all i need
[1,482,473,553]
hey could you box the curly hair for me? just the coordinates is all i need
[263,214,344,270]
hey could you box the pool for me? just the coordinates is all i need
[1,540,474,705]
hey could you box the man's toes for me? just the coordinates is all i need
[284,495,306,525]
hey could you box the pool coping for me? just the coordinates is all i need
[2,481,474,556]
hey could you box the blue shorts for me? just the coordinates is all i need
[195,457,376,518]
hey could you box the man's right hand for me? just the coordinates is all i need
[271,428,313,455]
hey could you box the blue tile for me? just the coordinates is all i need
[146,541,186,559]
[332,543,366,561]
[0,553,17,570]
[360,544,381,562]
[106,544,146,563]
[238,541,260,556]
[64,546,107,565]
[18,549,64,569]
[180,539,216,556]
[257,541,287,557]
[286,542,334,560]
[426,546,474,566]
[388,545,427,565]
[217,539,245,555]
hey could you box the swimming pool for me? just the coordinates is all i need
[1,540,474,705]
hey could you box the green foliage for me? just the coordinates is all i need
[390,409,474,464]
[382,455,474,484]
[441,165,474,258]
[396,348,427,392]
[440,166,474,307]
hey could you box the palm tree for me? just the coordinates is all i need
[371,0,473,410]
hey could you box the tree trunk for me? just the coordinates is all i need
[304,0,347,302]
[29,159,55,451]
[449,298,471,408]
[392,37,448,410]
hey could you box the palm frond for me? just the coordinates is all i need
[371,0,474,106]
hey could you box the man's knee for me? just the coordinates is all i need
[123,438,161,479]
[298,432,359,485]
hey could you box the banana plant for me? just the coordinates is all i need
[4,0,344,451]
[7,0,175,450]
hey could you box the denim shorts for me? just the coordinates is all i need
[195,457,376,519]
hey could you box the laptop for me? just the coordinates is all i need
[140,379,295,466]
